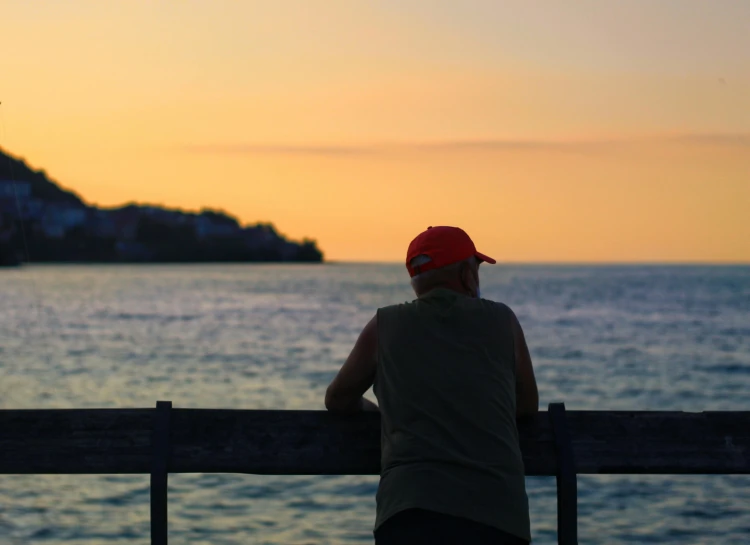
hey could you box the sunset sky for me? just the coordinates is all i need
[2,0,749,262]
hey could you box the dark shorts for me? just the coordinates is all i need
[374,508,529,545]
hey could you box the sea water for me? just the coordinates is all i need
[1,263,749,544]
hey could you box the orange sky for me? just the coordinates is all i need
[2,0,749,262]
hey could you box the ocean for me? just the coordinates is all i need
[1,263,749,544]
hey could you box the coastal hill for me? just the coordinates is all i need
[0,148,323,265]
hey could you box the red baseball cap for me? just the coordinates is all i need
[406,226,496,277]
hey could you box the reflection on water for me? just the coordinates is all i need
[1,264,749,543]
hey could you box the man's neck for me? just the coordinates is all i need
[418,285,472,298]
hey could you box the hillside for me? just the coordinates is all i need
[0,148,323,264]
[0,148,85,206]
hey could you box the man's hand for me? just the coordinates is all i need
[325,315,379,413]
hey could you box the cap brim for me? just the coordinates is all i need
[475,252,496,265]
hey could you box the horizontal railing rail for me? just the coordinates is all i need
[2,402,749,544]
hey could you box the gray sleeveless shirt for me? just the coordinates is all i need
[373,288,531,541]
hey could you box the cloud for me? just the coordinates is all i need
[671,133,750,147]
[182,133,750,157]
[181,139,621,156]
[183,144,370,156]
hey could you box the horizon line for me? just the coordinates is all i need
[17,260,750,267]
[328,260,750,266]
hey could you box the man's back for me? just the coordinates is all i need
[374,288,531,542]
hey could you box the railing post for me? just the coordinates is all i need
[151,401,172,545]
[549,402,578,545]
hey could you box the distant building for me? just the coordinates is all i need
[42,224,65,239]
[41,204,87,238]
[0,199,17,216]
[0,196,43,221]
[85,209,118,238]
[0,181,31,199]
[16,199,45,221]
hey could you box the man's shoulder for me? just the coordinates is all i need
[377,299,417,314]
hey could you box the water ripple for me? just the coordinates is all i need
[0,264,748,544]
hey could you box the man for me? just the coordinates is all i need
[325,226,538,545]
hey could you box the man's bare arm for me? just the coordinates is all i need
[510,310,539,417]
[325,315,379,413]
